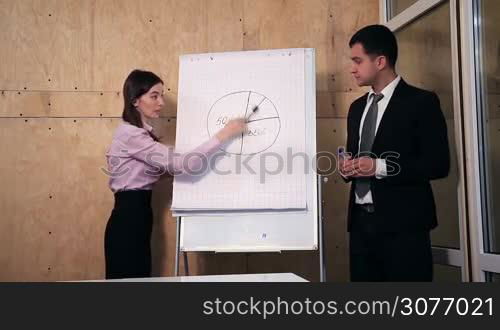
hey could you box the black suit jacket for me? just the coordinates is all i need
[345,79,450,232]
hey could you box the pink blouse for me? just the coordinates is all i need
[105,121,222,193]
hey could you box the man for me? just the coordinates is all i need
[339,25,450,281]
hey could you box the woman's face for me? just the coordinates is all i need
[134,82,165,119]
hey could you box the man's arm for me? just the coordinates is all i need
[383,92,450,185]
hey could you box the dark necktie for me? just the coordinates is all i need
[355,93,384,199]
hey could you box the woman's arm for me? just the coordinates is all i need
[124,119,246,176]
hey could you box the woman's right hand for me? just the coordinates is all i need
[216,118,247,142]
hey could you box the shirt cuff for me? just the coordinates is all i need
[375,159,387,179]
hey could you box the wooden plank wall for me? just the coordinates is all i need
[0,0,378,281]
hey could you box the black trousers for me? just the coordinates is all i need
[104,190,153,279]
[349,205,433,282]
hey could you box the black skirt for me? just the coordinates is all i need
[104,190,153,279]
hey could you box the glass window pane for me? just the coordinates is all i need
[433,264,462,282]
[485,272,500,282]
[394,1,460,249]
[389,0,420,18]
[477,0,500,254]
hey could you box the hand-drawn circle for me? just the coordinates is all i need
[207,91,281,155]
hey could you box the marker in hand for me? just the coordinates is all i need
[338,146,351,160]
[338,146,351,177]
[338,146,345,158]
[246,105,259,121]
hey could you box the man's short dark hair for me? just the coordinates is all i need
[349,24,398,68]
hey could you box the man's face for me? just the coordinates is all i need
[350,43,381,87]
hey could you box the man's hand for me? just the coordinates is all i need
[339,157,377,178]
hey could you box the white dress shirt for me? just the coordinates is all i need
[355,75,401,204]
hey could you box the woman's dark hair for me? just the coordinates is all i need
[349,24,398,68]
[122,69,163,141]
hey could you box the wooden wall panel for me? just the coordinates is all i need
[0,118,117,280]
[0,119,58,280]
[317,119,350,282]
[316,91,365,118]
[207,0,244,52]
[0,91,177,118]
[0,0,94,91]
[0,91,50,117]
[326,0,379,93]
[49,92,123,118]
[41,118,118,281]
[93,0,210,93]
[50,92,175,118]
[242,0,331,92]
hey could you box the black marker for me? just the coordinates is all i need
[246,105,259,121]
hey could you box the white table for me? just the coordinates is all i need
[84,273,308,282]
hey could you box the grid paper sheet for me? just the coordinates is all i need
[171,49,308,211]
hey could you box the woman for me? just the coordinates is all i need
[104,69,246,279]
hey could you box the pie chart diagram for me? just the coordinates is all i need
[207,91,281,155]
